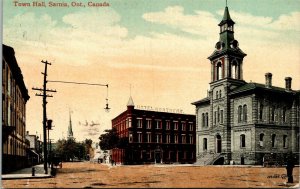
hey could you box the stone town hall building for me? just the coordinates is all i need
[192,6,300,165]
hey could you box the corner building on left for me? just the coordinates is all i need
[2,44,30,173]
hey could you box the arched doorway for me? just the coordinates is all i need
[216,135,222,153]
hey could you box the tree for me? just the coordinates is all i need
[53,138,89,162]
[99,128,119,150]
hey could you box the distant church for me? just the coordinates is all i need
[192,6,299,165]
[67,111,74,139]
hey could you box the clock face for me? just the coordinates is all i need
[215,41,224,51]
[231,40,239,48]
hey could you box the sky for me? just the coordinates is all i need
[3,0,300,142]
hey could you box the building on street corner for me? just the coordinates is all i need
[2,44,30,173]
[192,6,300,165]
[112,96,196,164]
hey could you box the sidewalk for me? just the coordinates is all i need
[1,164,52,180]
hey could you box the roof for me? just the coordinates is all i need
[208,48,247,60]
[191,97,210,106]
[127,96,134,106]
[218,6,235,26]
[229,82,299,96]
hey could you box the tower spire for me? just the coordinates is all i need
[67,109,74,139]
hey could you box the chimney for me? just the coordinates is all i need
[285,77,292,91]
[265,73,272,88]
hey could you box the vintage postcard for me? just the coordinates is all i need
[1,0,300,188]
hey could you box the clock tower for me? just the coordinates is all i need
[208,6,246,83]
[206,6,247,162]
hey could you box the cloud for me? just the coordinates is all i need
[143,6,219,37]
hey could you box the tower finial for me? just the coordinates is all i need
[130,84,132,96]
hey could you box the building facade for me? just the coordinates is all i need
[192,6,300,165]
[112,97,196,164]
[2,44,30,173]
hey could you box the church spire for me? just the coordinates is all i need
[67,109,74,139]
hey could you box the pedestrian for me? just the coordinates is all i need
[286,153,295,183]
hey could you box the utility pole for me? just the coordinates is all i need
[32,60,56,174]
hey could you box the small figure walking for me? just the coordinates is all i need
[286,153,295,183]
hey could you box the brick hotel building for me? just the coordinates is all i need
[111,97,196,164]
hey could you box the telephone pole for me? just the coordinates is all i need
[32,60,56,174]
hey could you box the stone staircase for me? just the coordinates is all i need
[195,152,221,165]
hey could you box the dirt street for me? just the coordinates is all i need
[2,162,299,188]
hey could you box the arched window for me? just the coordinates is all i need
[283,107,286,123]
[238,105,242,123]
[205,113,209,127]
[240,134,246,148]
[217,107,220,123]
[259,133,264,147]
[259,104,264,121]
[283,135,287,148]
[216,91,219,99]
[243,105,247,122]
[203,138,208,151]
[272,134,276,148]
[216,62,222,80]
[202,113,205,127]
[270,107,275,122]
[220,110,223,123]
[219,90,222,98]
[231,62,237,79]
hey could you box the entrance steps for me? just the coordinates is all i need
[195,152,221,165]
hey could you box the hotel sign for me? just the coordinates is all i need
[136,105,184,114]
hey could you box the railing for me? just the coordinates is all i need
[204,153,221,165]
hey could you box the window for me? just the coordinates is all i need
[182,134,186,144]
[219,90,222,98]
[272,134,276,148]
[181,122,186,131]
[155,134,162,143]
[216,91,219,99]
[166,120,170,130]
[283,135,287,148]
[128,117,132,128]
[214,111,216,125]
[189,122,193,131]
[205,113,208,127]
[174,122,178,130]
[220,110,223,123]
[146,119,152,129]
[243,105,247,122]
[240,134,246,148]
[283,108,286,123]
[189,135,193,144]
[259,104,263,121]
[259,133,264,147]
[155,120,162,129]
[129,133,133,143]
[137,132,142,143]
[137,118,143,128]
[217,107,220,123]
[238,105,242,123]
[174,135,178,144]
[146,133,151,143]
[216,62,222,80]
[166,134,171,144]
[202,113,205,127]
[231,62,237,79]
[270,107,275,122]
[203,138,207,150]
